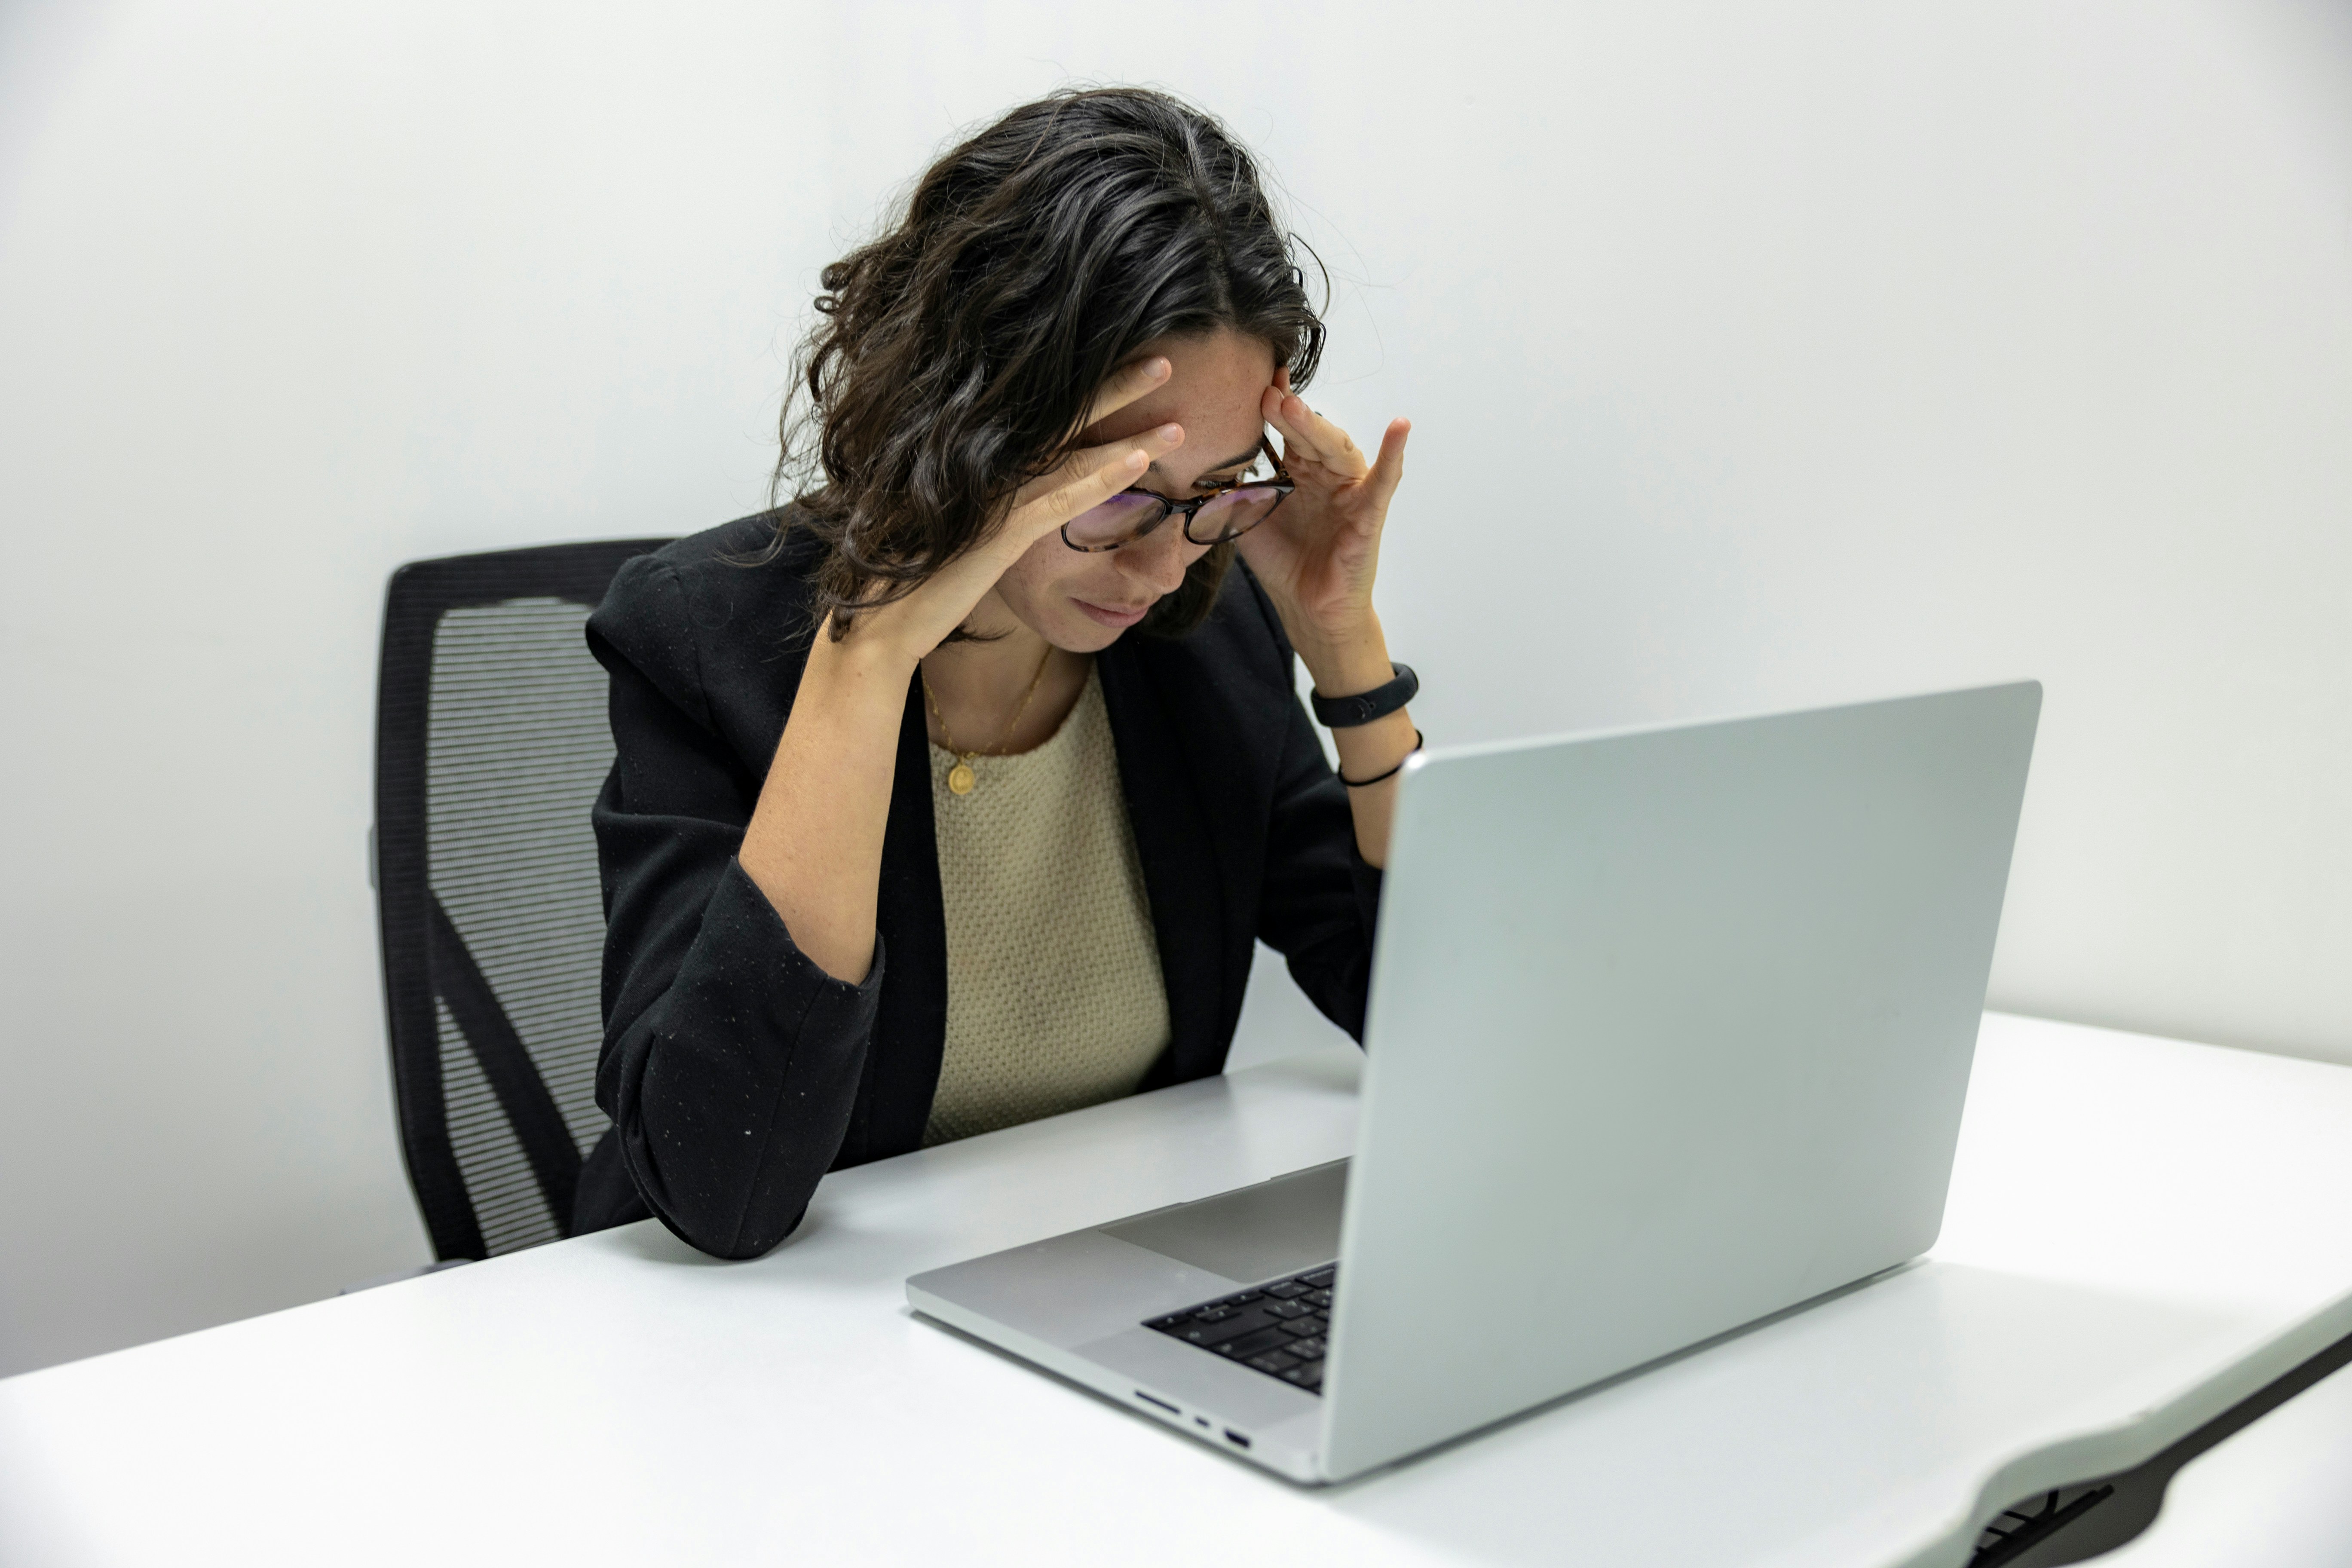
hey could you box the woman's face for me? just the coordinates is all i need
[989,329,1278,652]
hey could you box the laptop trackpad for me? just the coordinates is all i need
[1101,1160,1348,1284]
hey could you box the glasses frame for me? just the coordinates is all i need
[1060,437,1293,553]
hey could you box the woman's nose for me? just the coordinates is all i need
[1122,525,1198,595]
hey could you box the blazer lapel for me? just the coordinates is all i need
[1097,641,1231,1088]
[854,672,949,1159]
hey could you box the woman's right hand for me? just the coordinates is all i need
[827,355,1185,668]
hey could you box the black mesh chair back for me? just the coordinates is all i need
[373,539,671,1260]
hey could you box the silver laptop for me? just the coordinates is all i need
[906,681,2041,1483]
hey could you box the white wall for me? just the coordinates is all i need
[2,0,2346,1378]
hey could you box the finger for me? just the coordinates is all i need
[1263,386,1366,477]
[1078,355,1173,434]
[1014,444,1151,536]
[1011,422,1182,509]
[1286,392,1366,478]
[1261,388,1323,465]
[1362,417,1410,511]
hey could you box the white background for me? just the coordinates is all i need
[1,0,2346,1379]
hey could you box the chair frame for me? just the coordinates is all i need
[372,539,671,1260]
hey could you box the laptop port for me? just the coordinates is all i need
[1224,1430,1252,1449]
[1134,1390,1179,1415]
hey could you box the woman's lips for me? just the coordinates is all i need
[1073,597,1151,629]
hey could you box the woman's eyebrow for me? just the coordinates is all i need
[1144,446,1265,483]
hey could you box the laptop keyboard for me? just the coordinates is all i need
[1142,1264,1337,1393]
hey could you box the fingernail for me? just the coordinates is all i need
[1148,358,1170,377]
[1158,423,1183,442]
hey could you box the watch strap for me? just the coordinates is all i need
[1310,662,1418,729]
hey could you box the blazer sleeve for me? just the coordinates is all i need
[587,554,882,1259]
[1240,579,1384,1043]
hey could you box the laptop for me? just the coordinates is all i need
[906,681,2041,1483]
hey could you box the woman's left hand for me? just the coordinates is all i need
[1235,367,1409,665]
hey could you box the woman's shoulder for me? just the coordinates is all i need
[588,508,824,736]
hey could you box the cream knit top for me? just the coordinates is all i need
[921,665,1172,1146]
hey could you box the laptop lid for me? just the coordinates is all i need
[1319,682,2040,1479]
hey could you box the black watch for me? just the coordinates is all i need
[1310,662,1418,729]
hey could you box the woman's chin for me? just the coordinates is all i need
[1051,623,1128,654]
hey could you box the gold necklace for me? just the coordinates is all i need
[922,645,1055,797]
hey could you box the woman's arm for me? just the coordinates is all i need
[1234,374,1416,866]
[740,359,1182,982]
[1287,610,1416,868]
[588,564,887,1257]
[1253,631,1385,1041]
[587,361,1180,1256]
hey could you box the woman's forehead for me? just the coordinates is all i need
[1085,332,1275,457]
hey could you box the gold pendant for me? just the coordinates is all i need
[946,761,977,796]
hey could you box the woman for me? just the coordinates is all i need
[574,87,1419,1258]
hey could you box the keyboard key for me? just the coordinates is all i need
[1191,1305,1240,1323]
[1279,1317,1323,1338]
[1246,1350,1302,1374]
[1302,1267,1336,1288]
[1305,1289,1333,1308]
[1266,1301,1309,1320]
[1171,1315,1266,1348]
[1213,1327,1293,1360]
[1280,1359,1325,1389]
[1146,1312,1191,1331]
[1286,1336,1326,1359]
[1264,1283,1309,1300]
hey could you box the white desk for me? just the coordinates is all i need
[5,1013,2352,1568]
[2101,1360,2352,1565]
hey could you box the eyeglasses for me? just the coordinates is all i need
[1061,438,1293,552]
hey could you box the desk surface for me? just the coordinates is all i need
[6,1013,2352,1568]
[2103,1358,2352,1565]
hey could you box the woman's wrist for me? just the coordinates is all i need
[806,613,925,708]
[1291,611,1393,701]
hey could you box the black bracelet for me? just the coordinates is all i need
[1311,662,1418,729]
[1340,729,1423,788]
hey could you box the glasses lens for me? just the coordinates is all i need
[1063,491,1166,550]
[1186,485,1284,545]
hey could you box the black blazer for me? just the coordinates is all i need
[573,512,1380,1258]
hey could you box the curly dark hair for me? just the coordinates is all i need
[766,86,1326,639]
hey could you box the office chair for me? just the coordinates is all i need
[372,539,671,1261]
